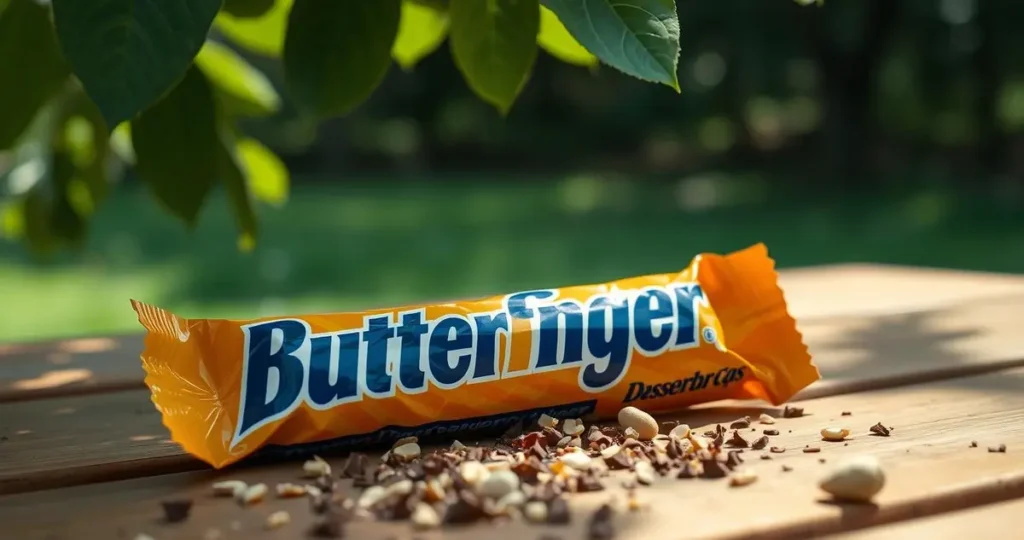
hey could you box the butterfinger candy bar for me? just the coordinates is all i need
[131,243,818,468]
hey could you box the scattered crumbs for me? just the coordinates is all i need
[781,465,793,472]
[970,441,978,448]
[160,499,193,523]
[841,411,852,416]
[803,447,821,453]
[988,444,1007,453]
[782,406,805,418]
[869,422,891,437]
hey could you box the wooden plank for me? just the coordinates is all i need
[831,497,1024,539]
[1,367,1022,539]
[4,265,1024,402]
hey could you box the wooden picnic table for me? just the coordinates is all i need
[1,263,1023,540]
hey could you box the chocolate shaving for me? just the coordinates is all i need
[547,496,572,524]
[725,450,744,469]
[763,429,780,436]
[802,446,821,453]
[160,499,192,523]
[727,430,749,448]
[869,422,891,437]
[340,453,368,478]
[751,436,769,450]
[988,444,1007,453]
[712,432,725,448]
[729,417,751,429]
[700,459,730,479]
[542,427,564,447]
[604,450,633,471]
[782,406,804,418]
[587,503,615,540]
[770,446,786,453]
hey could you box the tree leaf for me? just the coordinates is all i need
[51,0,222,130]
[131,66,219,227]
[222,0,276,18]
[218,131,259,252]
[0,0,69,150]
[538,5,596,67]
[215,0,292,57]
[449,0,540,115]
[196,40,281,117]
[392,1,448,71]
[236,137,289,206]
[541,0,680,90]
[284,0,402,118]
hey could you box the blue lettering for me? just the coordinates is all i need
[633,289,674,353]
[237,319,308,439]
[396,311,429,391]
[536,301,584,369]
[507,290,556,319]
[363,315,396,395]
[307,333,360,406]
[471,312,508,380]
[672,284,704,348]
[429,316,474,387]
[581,295,632,391]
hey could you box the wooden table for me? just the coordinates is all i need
[1,264,1023,540]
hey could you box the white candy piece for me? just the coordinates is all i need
[392,442,421,461]
[479,469,520,499]
[212,480,247,498]
[821,427,851,442]
[618,406,659,440]
[669,423,691,439]
[411,502,441,529]
[538,413,559,428]
[634,461,656,485]
[559,452,594,470]
[819,455,886,503]
[302,455,331,477]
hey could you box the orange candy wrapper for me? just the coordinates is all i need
[132,243,818,469]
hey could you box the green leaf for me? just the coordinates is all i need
[215,0,292,57]
[218,132,259,252]
[236,138,289,205]
[0,0,69,150]
[541,0,680,90]
[196,40,281,117]
[392,1,448,71]
[51,0,222,130]
[538,5,596,67]
[449,0,540,115]
[131,66,220,226]
[222,0,276,18]
[284,0,402,118]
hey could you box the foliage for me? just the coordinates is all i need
[0,0,815,255]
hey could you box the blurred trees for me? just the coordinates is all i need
[269,0,1024,185]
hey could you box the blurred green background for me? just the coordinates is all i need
[3,0,1024,343]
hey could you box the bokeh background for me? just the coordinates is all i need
[2,0,1023,343]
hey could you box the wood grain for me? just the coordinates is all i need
[1,368,1022,539]
[4,265,1024,402]
[831,497,1024,539]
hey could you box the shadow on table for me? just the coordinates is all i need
[800,294,1024,395]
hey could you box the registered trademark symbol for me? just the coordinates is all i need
[702,326,717,344]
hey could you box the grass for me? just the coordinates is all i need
[2,171,1023,343]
